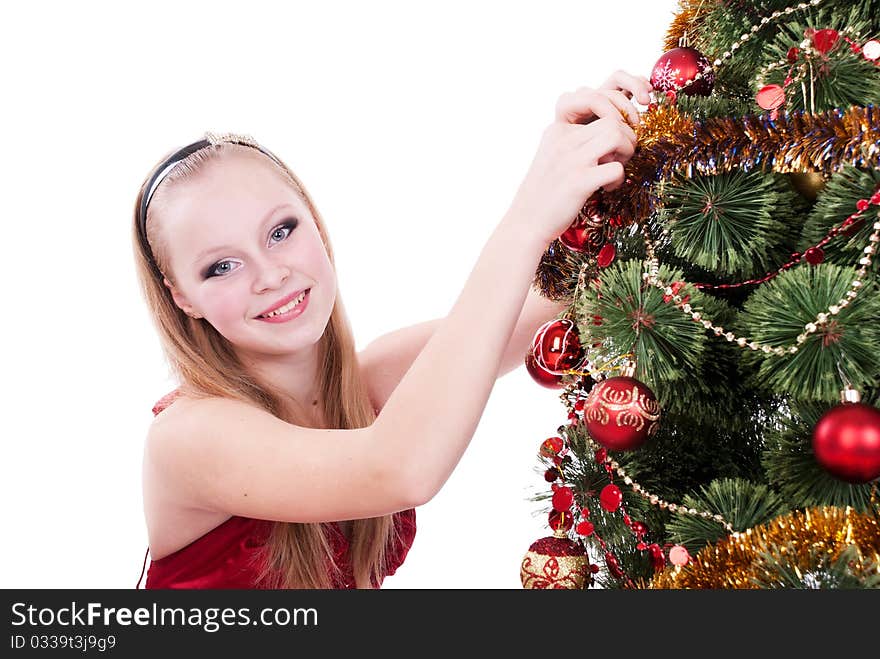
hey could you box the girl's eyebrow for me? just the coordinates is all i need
[191,203,296,265]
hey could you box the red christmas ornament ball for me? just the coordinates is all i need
[650,46,714,97]
[812,402,880,483]
[520,533,589,589]
[559,204,606,254]
[584,376,661,451]
[599,483,623,512]
[540,436,564,458]
[532,318,585,374]
[596,243,616,268]
[548,509,574,533]
[631,520,648,538]
[525,348,565,389]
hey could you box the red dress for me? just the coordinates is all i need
[138,389,416,589]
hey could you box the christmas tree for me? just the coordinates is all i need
[520,0,880,589]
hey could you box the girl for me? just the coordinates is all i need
[134,70,652,589]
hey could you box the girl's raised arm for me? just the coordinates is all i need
[145,84,642,525]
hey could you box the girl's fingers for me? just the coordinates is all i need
[599,70,653,105]
[584,161,626,192]
[597,88,641,127]
[581,125,636,165]
[556,85,645,132]
[555,87,626,125]
[574,115,637,151]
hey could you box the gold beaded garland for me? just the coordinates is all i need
[641,209,880,357]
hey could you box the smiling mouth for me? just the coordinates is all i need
[256,289,310,319]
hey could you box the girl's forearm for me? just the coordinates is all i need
[374,213,547,499]
[499,285,570,378]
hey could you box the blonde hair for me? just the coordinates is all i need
[132,136,396,588]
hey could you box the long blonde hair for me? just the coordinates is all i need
[132,137,396,588]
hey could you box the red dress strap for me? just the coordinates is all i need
[151,388,181,416]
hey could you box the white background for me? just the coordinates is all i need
[0,0,678,588]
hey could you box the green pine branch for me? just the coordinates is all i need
[659,170,797,278]
[576,259,710,387]
[740,262,880,401]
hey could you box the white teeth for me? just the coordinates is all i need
[262,290,306,318]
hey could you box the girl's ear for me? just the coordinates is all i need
[163,277,202,319]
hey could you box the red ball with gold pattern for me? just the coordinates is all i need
[584,375,661,451]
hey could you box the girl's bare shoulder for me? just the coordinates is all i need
[143,394,274,486]
[149,393,264,433]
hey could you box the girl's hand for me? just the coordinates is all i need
[505,73,649,248]
[557,70,653,127]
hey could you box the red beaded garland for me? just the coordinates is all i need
[552,486,575,512]
[804,247,825,265]
[576,520,595,537]
[692,188,878,290]
[604,550,625,579]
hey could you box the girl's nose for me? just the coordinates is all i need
[253,259,291,293]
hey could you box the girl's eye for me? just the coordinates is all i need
[270,220,298,245]
[205,260,240,278]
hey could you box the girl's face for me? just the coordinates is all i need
[158,151,337,359]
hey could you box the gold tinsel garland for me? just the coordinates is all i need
[648,506,880,589]
[663,0,711,51]
[616,104,879,226]
[534,105,880,299]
